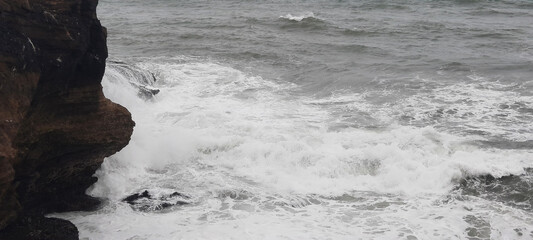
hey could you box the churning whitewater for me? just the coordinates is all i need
[56,0,533,239]
[53,58,533,239]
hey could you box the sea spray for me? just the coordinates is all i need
[54,59,533,239]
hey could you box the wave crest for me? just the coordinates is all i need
[279,12,317,22]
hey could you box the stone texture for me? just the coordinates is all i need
[0,0,134,238]
[0,216,79,240]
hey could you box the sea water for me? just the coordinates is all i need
[55,0,533,239]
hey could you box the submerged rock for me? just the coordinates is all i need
[138,85,161,99]
[0,0,135,238]
[107,60,160,100]
[123,190,190,212]
[123,190,151,203]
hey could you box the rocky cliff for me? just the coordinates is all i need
[0,0,134,239]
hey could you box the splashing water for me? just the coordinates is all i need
[53,58,533,240]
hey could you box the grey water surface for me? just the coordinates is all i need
[58,1,533,239]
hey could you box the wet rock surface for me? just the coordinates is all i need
[123,190,191,212]
[106,60,160,99]
[0,216,78,240]
[0,0,135,238]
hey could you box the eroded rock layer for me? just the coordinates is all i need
[0,0,134,238]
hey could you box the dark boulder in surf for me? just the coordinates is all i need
[107,60,160,99]
[123,190,191,212]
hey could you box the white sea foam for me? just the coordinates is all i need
[280,12,316,22]
[54,59,533,239]
[314,75,533,142]
[398,76,533,141]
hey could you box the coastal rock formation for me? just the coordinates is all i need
[0,0,134,238]
[123,190,190,212]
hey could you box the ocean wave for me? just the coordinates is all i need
[95,60,533,198]
[279,12,317,22]
[341,27,377,36]
[105,60,160,100]
[456,168,533,212]
[52,58,533,240]
[397,77,533,141]
[277,14,330,31]
[320,73,533,142]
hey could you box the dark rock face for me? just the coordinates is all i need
[0,216,79,240]
[0,0,134,238]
